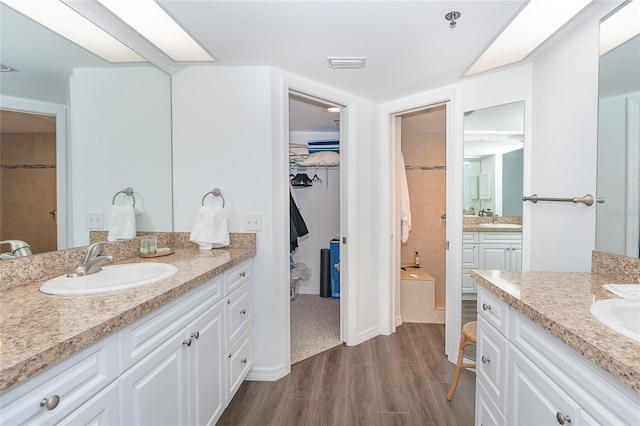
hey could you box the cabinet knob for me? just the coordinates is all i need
[227,299,231,304]
[556,412,571,424]
[228,353,232,359]
[482,303,492,311]
[40,395,60,410]
[240,309,247,315]
[183,338,192,347]
[481,356,490,364]
[241,358,247,364]
[240,272,246,278]
[191,331,200,339]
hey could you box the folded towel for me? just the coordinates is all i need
[603,284,640,299]
[189,206,229,250]
[107,205,136,241]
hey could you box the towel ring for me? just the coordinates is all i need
[201,188,225,208]
[112,187,136,207]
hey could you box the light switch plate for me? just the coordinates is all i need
[86,211,104,229]
[244,213,262,231]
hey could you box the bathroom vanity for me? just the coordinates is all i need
[0,242,255,425]
[471,269,640,425]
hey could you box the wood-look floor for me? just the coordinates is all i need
[218,323,476,426]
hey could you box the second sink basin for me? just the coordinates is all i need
[478,223,522,229]
[590,298,640,343]
[40,263,178,295]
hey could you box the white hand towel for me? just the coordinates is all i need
[107,205,136,241]
[189,206,230,250]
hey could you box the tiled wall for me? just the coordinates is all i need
[401,121,447,304]
[1,133,57,254]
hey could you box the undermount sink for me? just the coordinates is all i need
[40,263,178,295]
[478,223,522,229]
[590,298,640,343]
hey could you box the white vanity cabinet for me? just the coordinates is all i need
[475,286,640,426]
[478,232,522,272]
[462,232,480,296]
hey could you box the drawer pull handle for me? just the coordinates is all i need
[183,338,192,347]
[40,395,60,410]
[481,356,490,364]
[556,412,571,424]
[482,303,492,311]
[241,358,247,364]
[240,272,246,278]
[240,309,247,315]
[191,331,200,339]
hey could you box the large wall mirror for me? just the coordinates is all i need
[463,101,524,217]
[596,0,640,259]
[0,3,173,257]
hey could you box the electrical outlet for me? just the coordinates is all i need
[244,213,262,231]
[86,211,104,229]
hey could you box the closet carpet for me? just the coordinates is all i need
[290,294,341,364]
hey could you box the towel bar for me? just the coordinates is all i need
[112,187,136,207]
[522,193,605,206]
[201,188,226,207]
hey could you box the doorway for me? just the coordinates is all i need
[288,92,344,364]
[0,109,58,254]
[395,104,448,329]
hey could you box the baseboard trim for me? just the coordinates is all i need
[246,363,290,382]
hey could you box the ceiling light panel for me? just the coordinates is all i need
[327,57,367,69]
[600,0,640,55]
[1,0,144,63]
[98,0,214,62]
[466,0,592,76]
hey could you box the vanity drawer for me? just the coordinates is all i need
[226,326,253,403]
[225,282,252,349]
[0,334,117,426]
[478,288,509,336]
[119,275,223,371]
[224,259,252,295]
[479,232,522,244]
[476,315,509,414]
[463,232,479,243]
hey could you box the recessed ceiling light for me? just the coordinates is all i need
[327,107,341,113]
[465,0,592,76]
[97,0,215,62]
[2,0,145,63]
[600,0,640,55]
[327,57,366,69]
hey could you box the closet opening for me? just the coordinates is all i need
[288,92,344,365]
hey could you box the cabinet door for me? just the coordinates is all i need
[462,270,477,294]
[479,244,510,270]
[187,303,225,426]
[508,347,580,426]
[476,316,509,414]
[510,245,522,271]
[120,331,189,426]
[58,382,118,426]
[475,381,506,426]
[462,243,479,269]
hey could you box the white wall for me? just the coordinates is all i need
[69,67,172,247]
[289,131,340,295]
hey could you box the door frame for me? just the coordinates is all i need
[0,95,69,250]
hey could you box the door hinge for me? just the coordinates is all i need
[342,237,347,244]
[446,241,450,250]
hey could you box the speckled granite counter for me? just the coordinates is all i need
[463,225,522,232]
[0,247,255,393]
[471,269,640,393]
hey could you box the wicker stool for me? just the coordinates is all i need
[447,320,477,401]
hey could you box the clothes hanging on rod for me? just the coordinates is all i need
[290,193,309,251]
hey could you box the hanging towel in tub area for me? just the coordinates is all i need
[107,205,136,241]
[399,151,411,243]
[290,194,308,251]
[189,206,230,250]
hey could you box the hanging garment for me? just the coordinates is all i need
[399,151,412,243]
[290,194,309,251]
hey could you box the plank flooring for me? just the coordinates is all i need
[218,323,476,426]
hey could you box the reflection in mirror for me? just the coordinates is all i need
[596,0,640,258]
[463,101,524,217]
[0,3,173,257]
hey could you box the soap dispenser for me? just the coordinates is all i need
[414,251,421,268]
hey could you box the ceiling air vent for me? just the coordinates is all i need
[327,57,366,69]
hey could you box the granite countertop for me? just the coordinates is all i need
[0,247,255,393]
[471,270,640,393]
[463,225,522,232]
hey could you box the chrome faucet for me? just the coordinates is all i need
[492,214,500,224]
[68,242,113,277]
[0,240,32,258]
